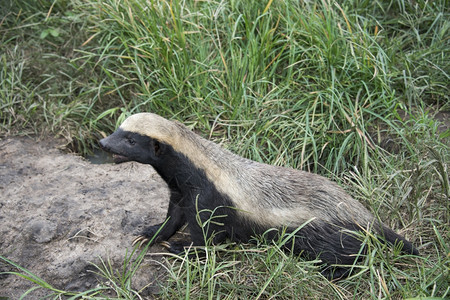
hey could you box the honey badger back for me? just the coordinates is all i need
[99,113,419,279]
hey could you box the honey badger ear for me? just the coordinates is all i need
[153,139,162,156]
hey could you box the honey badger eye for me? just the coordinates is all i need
[127,138,136,145]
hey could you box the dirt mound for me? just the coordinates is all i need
[0,137,170,298]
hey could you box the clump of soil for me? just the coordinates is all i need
[0,137,170,298]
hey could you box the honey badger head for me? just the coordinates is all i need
[99,112,419,280]
[99,113,175,164]
[99,129,155,164]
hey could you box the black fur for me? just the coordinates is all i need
[99,126,418,280]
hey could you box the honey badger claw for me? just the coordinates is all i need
[132,235,150,247]
[159,241,171,249]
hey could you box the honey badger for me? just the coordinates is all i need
[99,112,418,279]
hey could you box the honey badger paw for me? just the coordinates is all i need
[160,241,194,254]
[163,241,209,260]
[320,266,351,281]
[132,224,163,247]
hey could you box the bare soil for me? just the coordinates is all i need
[0,136,171,299]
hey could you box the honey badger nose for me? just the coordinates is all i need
[99,138,110,151]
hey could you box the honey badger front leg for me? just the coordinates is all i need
[133,189,186,246]
[155,189,231,254]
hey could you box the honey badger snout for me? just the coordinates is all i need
[98,135,129,164]
[99,138,108,151]
[99,137,111,152]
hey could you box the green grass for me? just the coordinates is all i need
[0,0,448,298]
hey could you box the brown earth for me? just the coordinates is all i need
[0,136,172,299]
